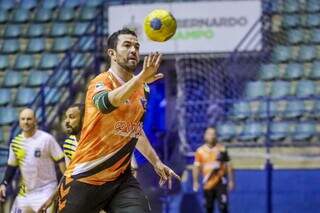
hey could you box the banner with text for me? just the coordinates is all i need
[108,1,262,54]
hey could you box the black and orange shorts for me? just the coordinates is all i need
[57,169,151,213]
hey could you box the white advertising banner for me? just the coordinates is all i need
[108,1,262,54]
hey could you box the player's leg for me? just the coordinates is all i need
[215,180,229,213]
[10,206,34,213]
[10,197,34,213]
[204,189,215,213]
[57,177,101,213]
[9,198,18,213]
[107,175,151,213]
[30,183,57,213]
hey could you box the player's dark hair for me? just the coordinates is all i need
[104,28,138,69]
[107,28,137,50]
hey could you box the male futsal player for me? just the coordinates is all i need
[40,103,139,212]
[57,28,180,213]
[0,108,65,213]
[63,104,84,166]
[193,127,235,213]
[38,104,84,212]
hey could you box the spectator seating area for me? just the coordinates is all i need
[216,0,320,145]
[0,0,99,143]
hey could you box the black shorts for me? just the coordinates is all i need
[57,169,151,213]
[204,180,229,213]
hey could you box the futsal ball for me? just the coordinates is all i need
[144,9,177,42]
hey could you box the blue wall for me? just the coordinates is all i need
[231,169,320,213]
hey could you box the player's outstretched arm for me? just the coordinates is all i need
[136,130,180,189]
[227,163,235,192]
[192,164,200,192]
[108,52,163,107]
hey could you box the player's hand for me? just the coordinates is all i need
[37,192,57,213]
[193,182,200,192]
[153,161,181,189]
[138,52,163,84]
[228,180,235,192]
[0,184,6,202]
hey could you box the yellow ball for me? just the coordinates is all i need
[144,9,177,42]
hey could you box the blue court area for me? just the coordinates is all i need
[138,168,320,213]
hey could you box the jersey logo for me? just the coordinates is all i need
[34,148,41,158]
[144,84,150,93]
[95,82,105,93]
[114,121,143,138]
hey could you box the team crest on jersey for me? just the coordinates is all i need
[34,148,41,158]
[144,84,150,93]
[95,82,105,92]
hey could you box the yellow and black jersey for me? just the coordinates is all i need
[63,135,77,166]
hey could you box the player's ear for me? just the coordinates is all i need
[107,49,116,60]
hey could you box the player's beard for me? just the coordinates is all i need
[206,138,217,147]
[117,57,137,73]
[66,125,80,136]
[211,138,217,146]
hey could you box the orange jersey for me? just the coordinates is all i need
[194,144,229,181]
[65,71,149,185]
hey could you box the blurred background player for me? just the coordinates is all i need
[0,108,65,213]
[58,28,179,213]
[193,127,235,213]
[40,103,139,212]
[63,104,84,166]
[38,104,85,212]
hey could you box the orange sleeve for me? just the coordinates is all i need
[87,75,113,101]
